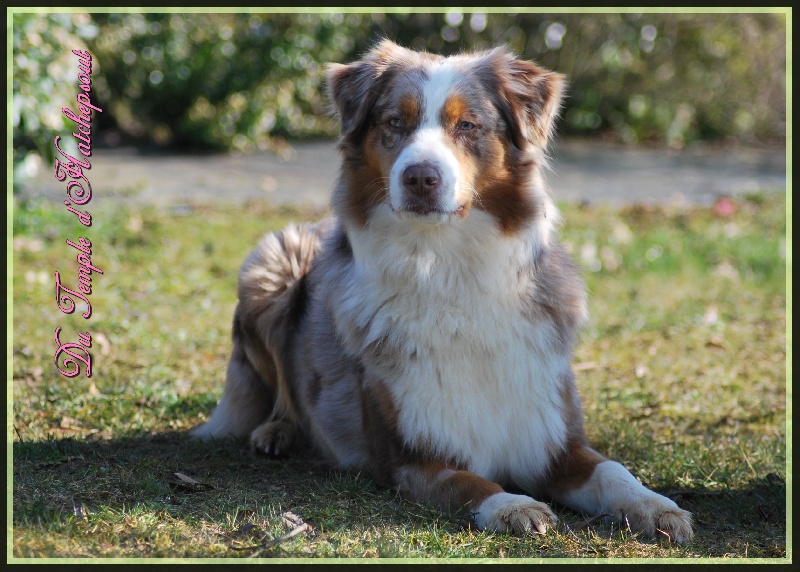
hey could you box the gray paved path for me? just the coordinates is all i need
[19,139,786,209]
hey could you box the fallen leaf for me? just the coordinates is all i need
[281,512,305,528]
[170,472,214,492]
[174,472,202,484]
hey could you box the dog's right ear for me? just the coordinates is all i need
[326,40,408,140]
[326,61,379,139]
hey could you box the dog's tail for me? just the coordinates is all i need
[192,219,334,440]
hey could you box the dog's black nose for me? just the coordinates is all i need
[402,162,442,196]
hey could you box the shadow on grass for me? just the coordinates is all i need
[12,431,787,558]
[12,430,421,534]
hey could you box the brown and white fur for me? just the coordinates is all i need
[193,40,693,543]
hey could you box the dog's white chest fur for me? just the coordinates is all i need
[389,299,569,485]
[338,208,569,485]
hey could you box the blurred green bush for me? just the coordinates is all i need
[371,12,786,147]
[12,13,97,186]
[86,13,357,151]
[12,11,786,175]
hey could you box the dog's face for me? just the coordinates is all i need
[327,40,564,234]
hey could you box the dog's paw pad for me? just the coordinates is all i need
[473,492,557,535]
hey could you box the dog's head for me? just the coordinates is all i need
[327,40,564,234]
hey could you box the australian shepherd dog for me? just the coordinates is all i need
[193,40,693,542]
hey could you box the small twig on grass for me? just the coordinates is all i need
[13,424,24,444]
[261,522,313,548]
[239,511,313,558]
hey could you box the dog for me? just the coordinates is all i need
[192,40,694,543]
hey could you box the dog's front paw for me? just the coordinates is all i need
[250,421,304,457]
[618,494,694,543]
[473,492,557,535]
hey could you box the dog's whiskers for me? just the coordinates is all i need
[466,184,486,210]
[362,177,390,209]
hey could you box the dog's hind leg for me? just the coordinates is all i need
[192,221,332,447]
[191,306,276,440]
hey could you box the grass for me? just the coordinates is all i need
[10,191,788,562]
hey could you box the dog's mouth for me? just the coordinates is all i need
[393,203,468,220]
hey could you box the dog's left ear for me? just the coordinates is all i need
[489,49,565,149]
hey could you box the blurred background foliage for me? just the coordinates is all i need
[12,13,99,181]
[12,11,786,181]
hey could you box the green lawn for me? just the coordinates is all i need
[10,192,788,562]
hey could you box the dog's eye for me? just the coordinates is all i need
[388,118,403,129]
[458,120,476,131]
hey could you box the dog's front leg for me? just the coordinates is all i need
[396,462,557,535]
[546,444,694,543]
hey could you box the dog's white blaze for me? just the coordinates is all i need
[421,61,461,125]
[341,207,568,485]
[389,62,467,214]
